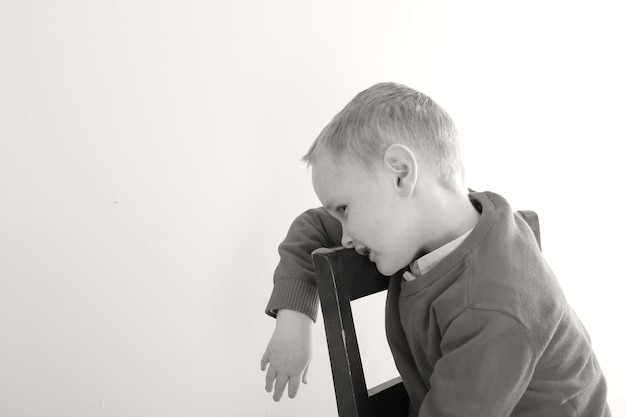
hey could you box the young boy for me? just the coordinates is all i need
[261,83,610,416]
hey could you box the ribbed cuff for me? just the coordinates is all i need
[265,279,319,322]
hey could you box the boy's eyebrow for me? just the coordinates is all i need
[320,200,335,213]
[323,199,338,212]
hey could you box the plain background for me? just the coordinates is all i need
[1,1,624,416]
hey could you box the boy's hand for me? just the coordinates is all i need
[261,309,313,401]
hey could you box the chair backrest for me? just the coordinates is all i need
[312,210,541,417]
[312,247,408,417]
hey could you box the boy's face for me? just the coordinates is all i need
[312,155,426,276]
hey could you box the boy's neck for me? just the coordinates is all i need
[421,188,480,255]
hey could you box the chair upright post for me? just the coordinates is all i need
[313,248,373,417]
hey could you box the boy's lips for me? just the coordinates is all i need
[357,247,374,262]
[355,246,377,263]
[356,246,370,256]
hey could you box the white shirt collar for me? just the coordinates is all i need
[404,229,473,281]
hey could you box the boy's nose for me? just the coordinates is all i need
[341,231,355,249]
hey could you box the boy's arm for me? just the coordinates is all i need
[265,207,342,321]
[418,309,538,416]
[261,207,342,402]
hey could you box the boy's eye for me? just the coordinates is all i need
[337,205,347,216]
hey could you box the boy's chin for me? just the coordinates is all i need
[374,261,402,277]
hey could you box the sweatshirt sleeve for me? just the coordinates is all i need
[418,309,539,417]
[265,207,342,322]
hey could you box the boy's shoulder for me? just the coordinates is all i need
[464,191,566,329]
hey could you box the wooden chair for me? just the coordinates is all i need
[312,247,408,417]
[312,210,541,417]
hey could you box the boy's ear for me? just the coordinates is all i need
[383,144,418,197]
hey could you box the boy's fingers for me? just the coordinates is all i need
[260,353,269,371]
[265,366,277,393]
[288,376,301,399]
[273,375,289,402]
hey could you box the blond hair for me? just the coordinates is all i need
[302,82,465,191]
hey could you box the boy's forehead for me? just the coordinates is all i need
[312,174,344,217]
[312,153,342,176]
[311,160,339,190]
[311,158,348,199]
[311,156,376,201]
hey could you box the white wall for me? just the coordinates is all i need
[1,1,624,416]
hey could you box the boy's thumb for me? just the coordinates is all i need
[302,365,309,384]
[260,353,269,371]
